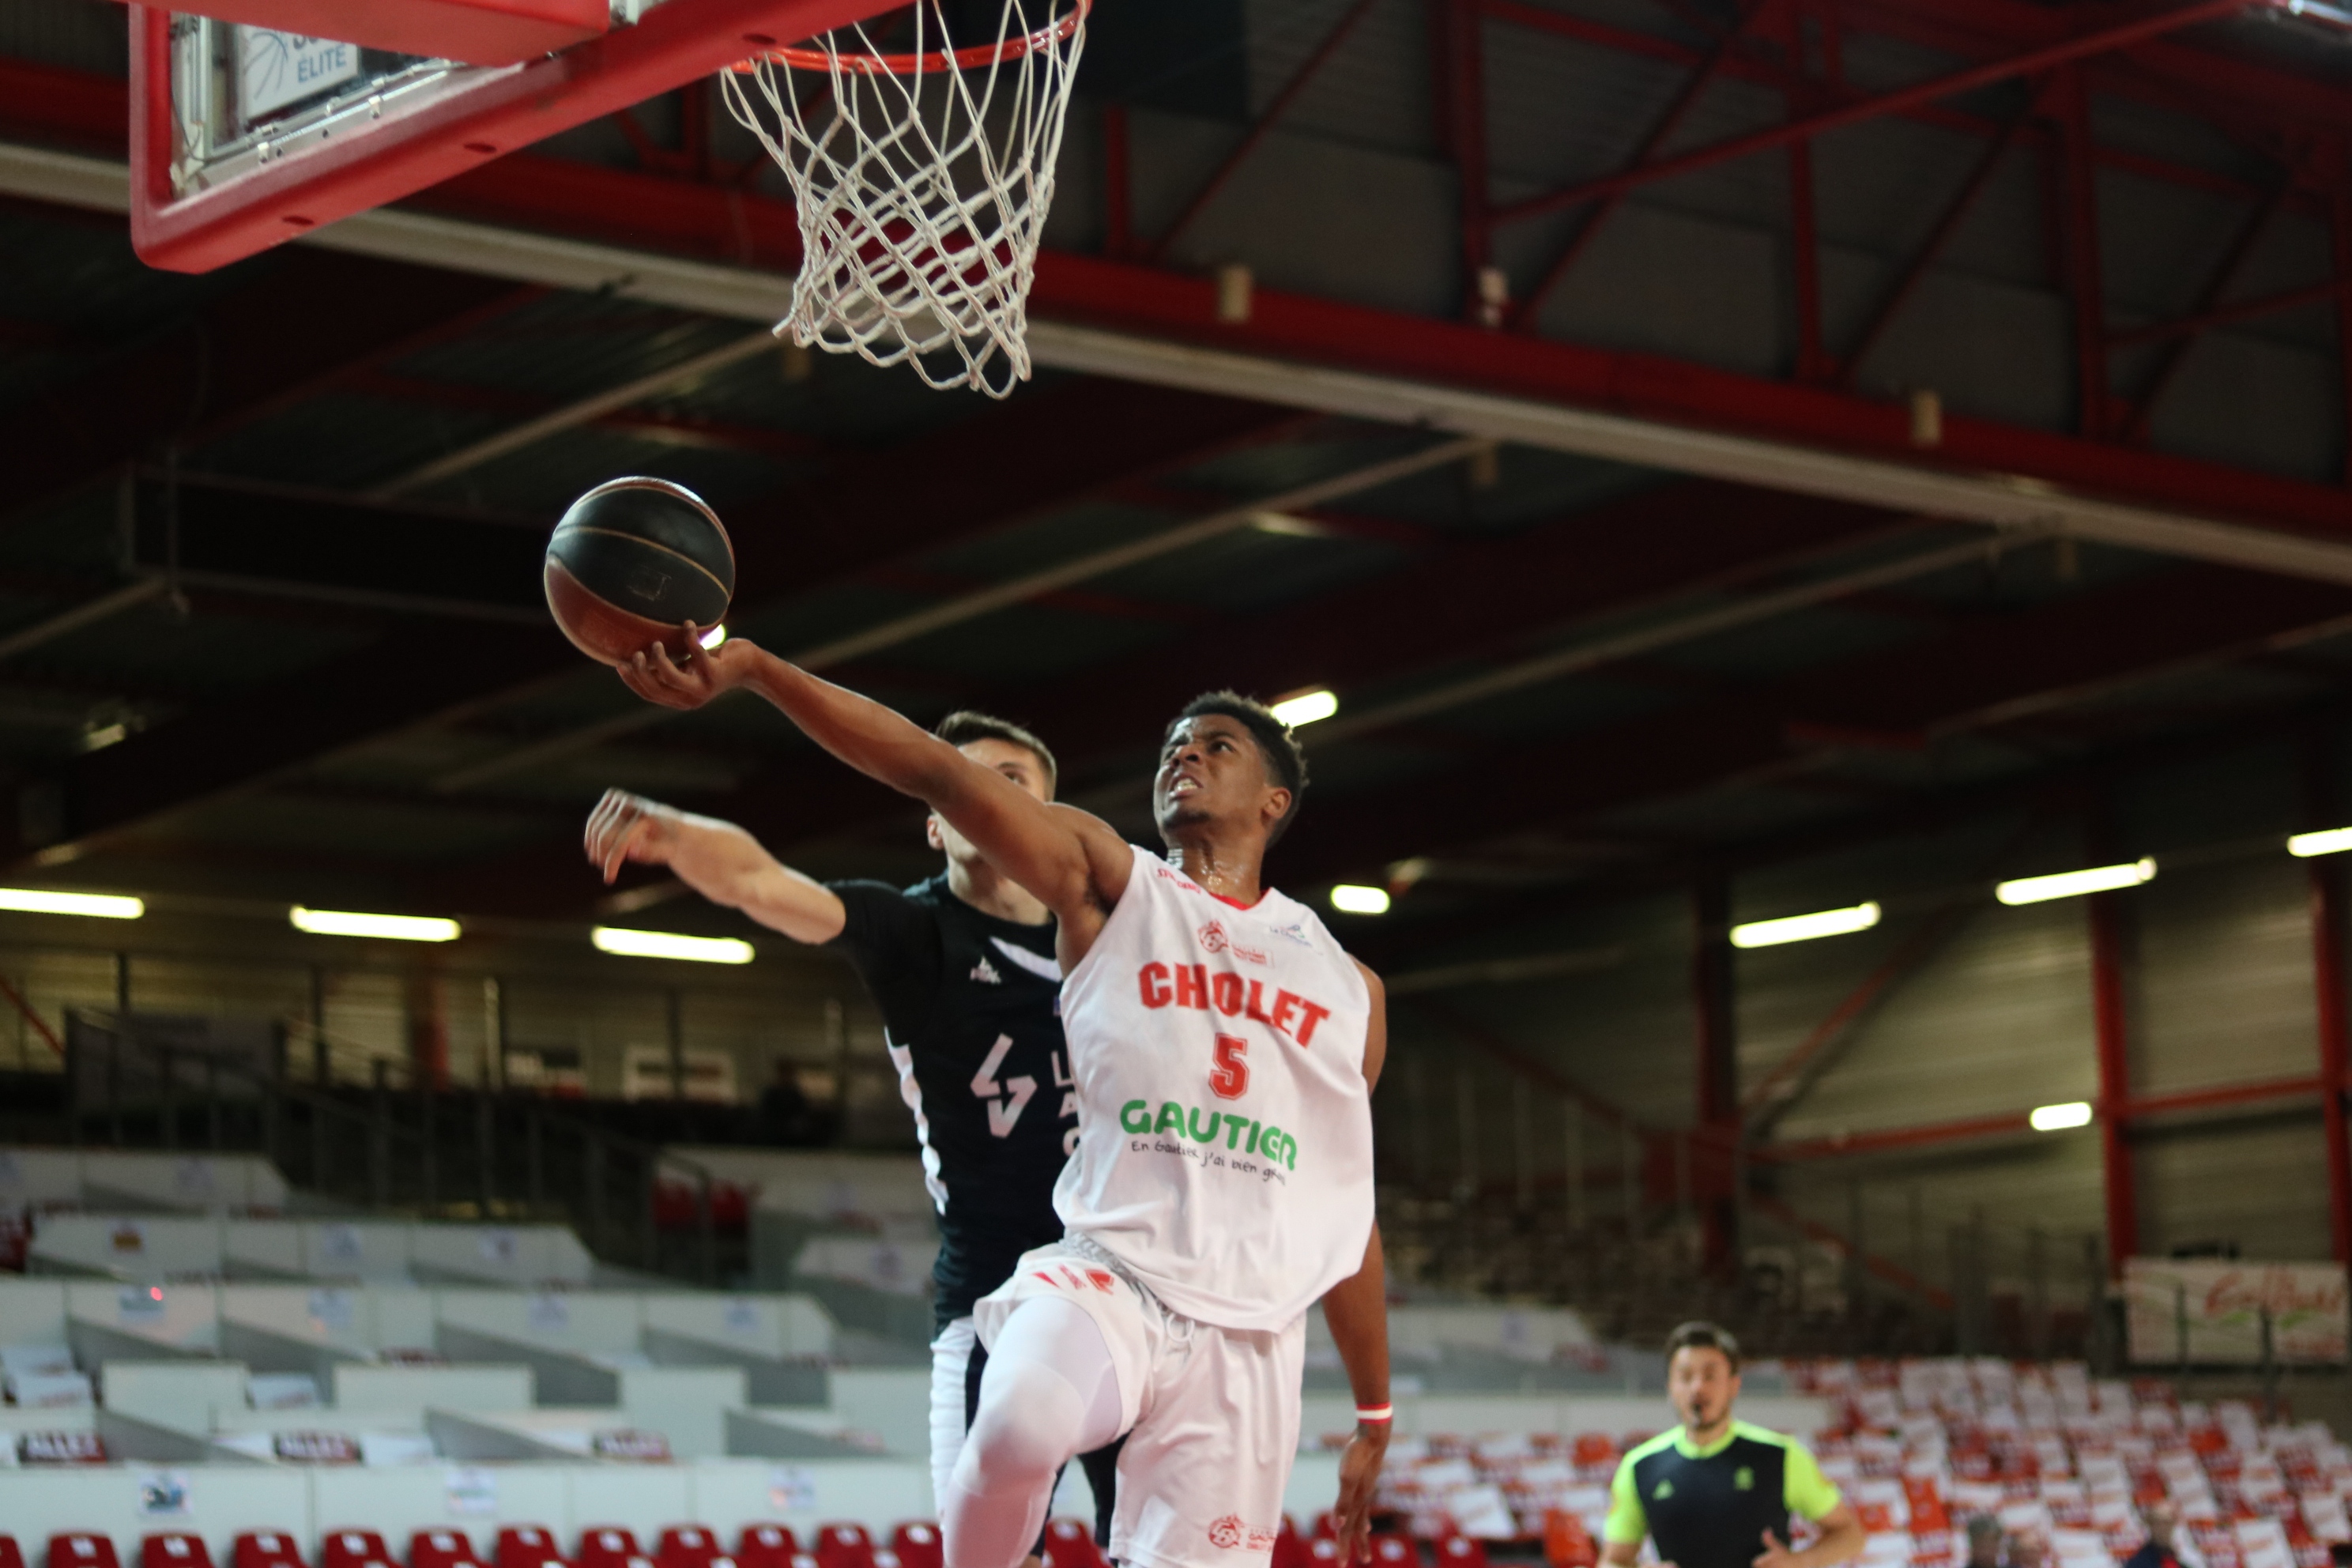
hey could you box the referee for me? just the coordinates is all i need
[1604,1323,1864,1568]
[582,711,1116,1563]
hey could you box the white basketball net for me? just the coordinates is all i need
[721,2,1087,399]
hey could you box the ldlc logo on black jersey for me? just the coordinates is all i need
[971,956,1001,985]
[971,1034,1036,1136]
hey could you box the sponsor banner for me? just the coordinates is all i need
[2123,1257,2349,1365]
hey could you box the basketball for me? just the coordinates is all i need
[543,477,736,667]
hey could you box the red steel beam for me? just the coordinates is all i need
[2088,873,2139,1272]
[1487,0,2254,228]
[1506,7,1758,332]
[2336,183,2352,486]
[1783,0,1829,383]
[2308,744,2352,1265]
[2105,274,2352,348]
[1757,1073,2331,1163]
[1143,0,1375,266]
[1836,92,2037,388]
[2054,66,2113,439]
[2121,178,2291,443]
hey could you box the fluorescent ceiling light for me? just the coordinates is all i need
[1995,859,2154,906]
[290,907,461,942]
[697,624,727,650]
[1271,689,1338,728]
[0,888,144,920]
[2290,827,2352,858]
[592,926,754,964]
[1329,884,1390,915]
[1730,901,1880,949]
[2030,1101,2094,1132]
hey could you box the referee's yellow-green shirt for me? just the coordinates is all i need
[1604,1421,1843,1568]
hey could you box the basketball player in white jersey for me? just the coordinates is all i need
[612,627,1393,1568]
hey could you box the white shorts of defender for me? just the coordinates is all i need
[974,1243,1307,1568]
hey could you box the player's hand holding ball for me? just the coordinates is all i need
[543,475,748,710]
[617,620,752,710]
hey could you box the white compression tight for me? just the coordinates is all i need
[942,1296,1125,1568]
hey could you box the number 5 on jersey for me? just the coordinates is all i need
[1208,1034,1248,1099]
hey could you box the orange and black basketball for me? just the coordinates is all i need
[544,477,735,666]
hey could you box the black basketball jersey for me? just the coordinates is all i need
[826,873,1076,1331]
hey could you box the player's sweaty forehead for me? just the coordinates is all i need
[1160,714,1257,764]
[1669,1345,1735,1381]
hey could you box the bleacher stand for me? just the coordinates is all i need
[733,1531,794,1568]
[413,1534,483,1568]
[1038,1523,1104,1568]
[51,1537,121,1568]
[495,1534,560,1568]
[658,1532,722,1568]
[886,1526,939,1568]
[813,1526,875,1568]
[576,1533,640,1568]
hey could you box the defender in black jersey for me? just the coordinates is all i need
[584,711,1118,1561]
[1604,1323,1862,1568]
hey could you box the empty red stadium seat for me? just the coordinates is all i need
[51,1538,122,1568]
[321,1536,388,1568]
[496,1536,561,1568]
[575,1536,639,1568]
[1272,1520,1307,1568]
[2,1538,26,1568]
[413,1535,482,1568]
[234,1537,303,1568]
[1313,1517,1338,1543]
[1433,1539,1487,1568]
[657,1534,719,1568]
[1038,1522,1102,1568]
[145,1539,214,1568]
[886,1528,937,1568]
[1369,1536,1419,1568]
[812,1528,873,1568]
[733,1532,793,1568]
[1308,1546,1343,1568]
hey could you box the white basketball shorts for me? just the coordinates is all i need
[974,1242,1306,1568]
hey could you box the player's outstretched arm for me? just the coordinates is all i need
[616,631,1130,944]
[583,790,847,943]
[1324,957,1392,1562]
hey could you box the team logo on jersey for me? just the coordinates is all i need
[1208,1518,1276,1552]
[1268,918,1313,947]
[1653,1479,1674,1501]
[1199,920,1267,965]
[969,956,1002,985]
[971,1035,1036,1136]
[1735,1466,1755,1491]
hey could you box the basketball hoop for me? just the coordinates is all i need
[720,0,1088,398]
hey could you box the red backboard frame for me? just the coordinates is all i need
[130,0,888,273]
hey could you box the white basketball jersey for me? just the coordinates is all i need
[1053,848,1376,1332]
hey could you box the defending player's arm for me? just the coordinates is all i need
[616,633,1130,950]
[583,789,846,943]
[1322,960,1391,1564]
[1755,1447,1864,1568]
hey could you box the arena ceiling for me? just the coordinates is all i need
[1,0,2350,967]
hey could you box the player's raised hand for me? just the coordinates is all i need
[583,788,680,883]
[1334,1420,1390,1561]
[616,622,748,710]
[1754,1529,1796,1568]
